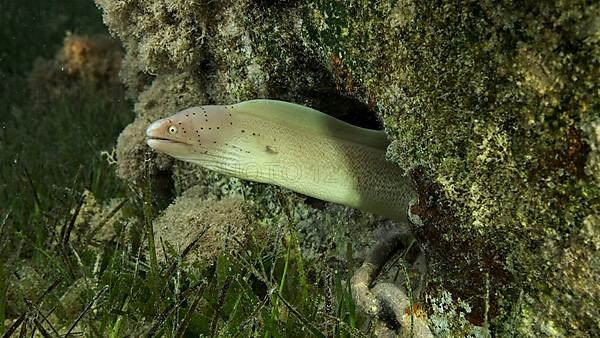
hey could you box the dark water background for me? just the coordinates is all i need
[0,0,131,224]
[0,1,132,333]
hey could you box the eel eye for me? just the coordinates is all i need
[168,125,178,134]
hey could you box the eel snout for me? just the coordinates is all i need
[146,117,193,154]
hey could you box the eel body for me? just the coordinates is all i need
[146,100,416,222]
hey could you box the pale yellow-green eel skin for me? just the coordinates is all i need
[146,100,417,223]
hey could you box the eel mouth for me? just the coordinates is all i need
[146,136,186,144]
[146,137,192,149]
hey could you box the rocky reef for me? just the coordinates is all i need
[95,0,599,335]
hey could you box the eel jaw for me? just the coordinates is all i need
[146,136,187,145]
[146,134,192,147]
[146,136,195,161]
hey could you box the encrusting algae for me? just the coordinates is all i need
[152,185,257,264]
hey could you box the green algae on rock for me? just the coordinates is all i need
[584,117,600,184]
[303,1,600,334]
[152,186,256,264]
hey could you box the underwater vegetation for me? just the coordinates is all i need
[0,0,597,336]
[0,0,132,335]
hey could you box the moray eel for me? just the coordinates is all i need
[146,100,416,222]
